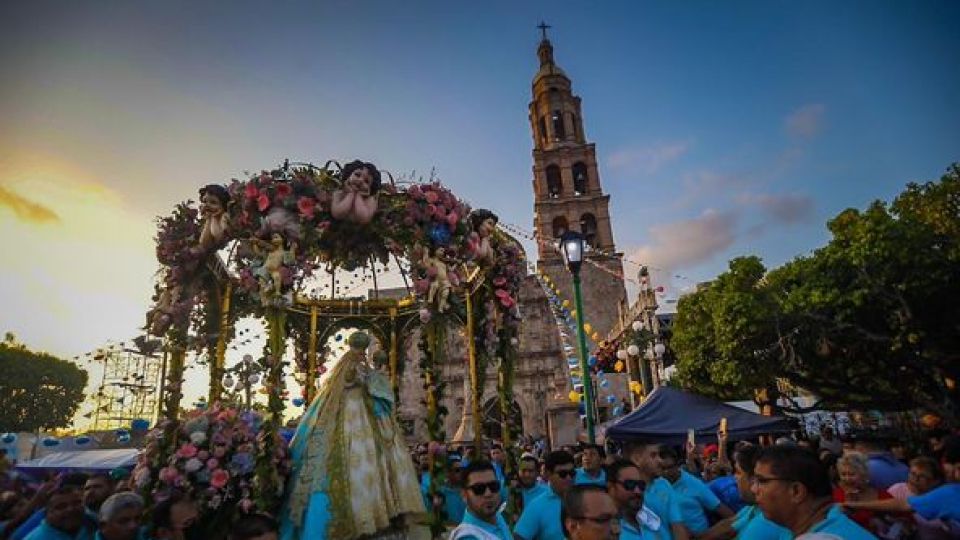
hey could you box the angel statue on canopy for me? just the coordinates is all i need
[280,331,425,540]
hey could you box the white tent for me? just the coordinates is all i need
[15,449,139,472]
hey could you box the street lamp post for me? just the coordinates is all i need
[560,231,596,444]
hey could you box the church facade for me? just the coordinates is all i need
[397,32,629,447]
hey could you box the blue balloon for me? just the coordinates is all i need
[606,395,617,404]
[612,406,622,416]
[42,437,60,447]
[116,433,131,444]
[279,428,295,444]
[428,223,452,246]
[588,356,597,367]
[599,379,610,389]
[74,435,91,446]
[1,433,17,444]
[131,418,150,432]
[292,398,305,407]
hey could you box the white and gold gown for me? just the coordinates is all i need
[280,344,425,540]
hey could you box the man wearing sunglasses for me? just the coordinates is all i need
[624,442,689,540]
[561,485,621,540]
[514,450,576,540]
[449,461,512,540]
[607,458,664,540]
[752,446,873,539]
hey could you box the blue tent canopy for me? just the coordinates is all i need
[605,386,793,444]
[15,449,139,474]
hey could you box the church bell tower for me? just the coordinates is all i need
[530,25,627,336]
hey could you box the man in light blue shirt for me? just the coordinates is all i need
[25,487,93,540]
[513,450,575,540]
[449,461,512,540]
[517,455,548,508]
[574,444,606,486]
[701,444,792,540]
[607,458,670,540]
[625,441,691,539]
[753,446,874,539]
[659,448,733,533]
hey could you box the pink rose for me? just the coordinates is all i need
[210,469,230,489]
[159,466,179,485]
[297,196,316,218]
[424,191,439,204]
[425,204,437,217]
[446,212,459,229]
[257,193,270,212]
[176,444,198,459]
[276,183,292,198]
[408,185,422,199]
[244,183,259,200]
[493,277,507,287]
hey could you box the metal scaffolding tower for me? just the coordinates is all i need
[92,344,162,432]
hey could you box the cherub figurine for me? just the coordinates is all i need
[195,184,231,254]
[331,160,381,225]
[252,233,297,298]
[469,208,499,266]
[422,245,451,312]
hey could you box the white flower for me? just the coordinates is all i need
[184,458,203,473]
[189,432,207,445]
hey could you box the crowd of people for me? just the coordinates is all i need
[413,429,960,539]
[0,428,957,540]
[0,471,281,540]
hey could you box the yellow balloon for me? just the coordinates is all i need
[583,323,593,335]
[615,360,624,372]
[562,299,571,308]
[571,310,577,318]
[591,332,600,342]
[568,390,581,403]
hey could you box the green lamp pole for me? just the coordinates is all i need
[560,231,596,444]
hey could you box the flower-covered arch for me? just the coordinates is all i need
[141,160,524,533]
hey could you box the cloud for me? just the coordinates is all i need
[630,209,739,271]
[0,185,60,223]
[784,104,825,138]
[607,140,691,175]
[738,192,815,224]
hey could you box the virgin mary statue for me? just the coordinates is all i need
[281,331,425,540]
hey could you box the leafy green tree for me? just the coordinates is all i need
[673,165,960,423]
[0,342,88,432]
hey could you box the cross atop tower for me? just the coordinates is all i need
[537,21,551,41]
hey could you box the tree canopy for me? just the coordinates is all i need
[672,164,960,423]
[0,340,88,432]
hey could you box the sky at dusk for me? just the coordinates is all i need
[2,1,958,411]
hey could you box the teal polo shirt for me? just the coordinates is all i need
[513,485,564,540]
[671,470,722,533]
[575,467,607,486]
[731,505,791,540]
[619,507,672,540]
[521,483,548,507]
[806,504,876,540]
[643,477,683,527]
[451,509,513,540]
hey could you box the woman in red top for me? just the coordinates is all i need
[833,451,902,537]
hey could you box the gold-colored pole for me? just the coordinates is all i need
[306,305,318,402]
[209,282,232,404]
[464,289,482,446]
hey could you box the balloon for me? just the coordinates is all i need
[562,299,570,308]
[599,379,610,389]
[568,390,580,403]
[627,344,640,356]
[292,398,305,407]
[588,356,597,367]
[615,360,624,372]
[606,395,617,404]
[116,433,131,444]
[41,437,60,447]
[583,323,593,335]
[612,406,622,416]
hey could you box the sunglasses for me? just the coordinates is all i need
[617,479,646,492]
[466,481,501,496]
[554,469,576,479]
